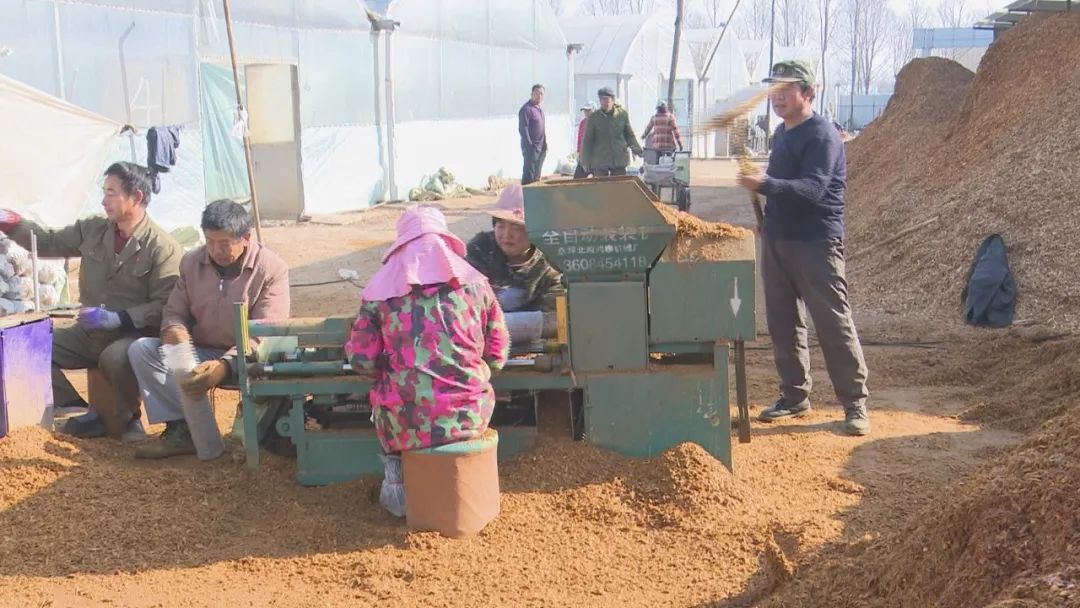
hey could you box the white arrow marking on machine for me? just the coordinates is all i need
[730,276,742,317]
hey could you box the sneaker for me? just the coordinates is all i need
[842,404,871,436]
[122,418,148,444]
[757,397,811,422]
[134,420,197,459]
[60,410,107,438]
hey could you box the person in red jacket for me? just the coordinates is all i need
[573,101,596,179]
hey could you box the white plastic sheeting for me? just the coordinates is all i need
[393,116,573,197]
[0,73,119,228]
[300,126,384,216]
[561,10,698,143]
[383,0,572,178]
[684,28,752,158]
[0,0,574,228]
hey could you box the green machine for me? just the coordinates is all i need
[234,176,755,486]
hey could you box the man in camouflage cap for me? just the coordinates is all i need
[738,60,871,436]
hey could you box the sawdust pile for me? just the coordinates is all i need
[845,14,1080,330]
[764,394,1080,608]
[654,202,756,262]
[505,437,746,529]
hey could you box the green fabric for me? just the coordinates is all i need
[581,103,643,171]
[465,231,566,312]
[410,429,499,455]
[199,64,251,203]
[764,60,816,85]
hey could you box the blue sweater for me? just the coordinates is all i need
[759,113,846,241]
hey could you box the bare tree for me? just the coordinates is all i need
[581,0,660,15]
[855,0,890,93]
[839,0,892,102]
[546,0,567,15]
[889,0,931,77]
[777,0,815,47]
[816,0,840,114]
[694,0,731,27]
[733,0,771,41]
[936,0,970,27]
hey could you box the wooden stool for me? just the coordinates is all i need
[402,429,500,538]
[86,368,112,411]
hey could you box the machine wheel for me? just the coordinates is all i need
[676,186,691,212]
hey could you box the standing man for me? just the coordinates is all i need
[518,84,547,185]
[642,101,683,152]
[128,199,290,459]
[580,87,643,177]
[0,162,182,440]
[737,61,870,436]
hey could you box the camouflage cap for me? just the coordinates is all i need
[763,60,815,85]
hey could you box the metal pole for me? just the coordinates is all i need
[52,1,66,100]
[384,27,399,201]
[734,340,750,443]
[701,0,743,78]
[666,0,684,110]
[118,22,137,161]
[31,232,41,312]
[371,28,388,202]
[221,0,264,242]
[764,0,775,146]
[849,1,858,128]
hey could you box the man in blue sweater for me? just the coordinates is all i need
[738,60,870,436]
[518,84,547,185]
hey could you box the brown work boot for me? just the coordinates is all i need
[135,420,197,459]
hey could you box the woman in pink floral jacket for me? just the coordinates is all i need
[345,206,509,515]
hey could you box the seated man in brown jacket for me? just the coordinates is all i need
[128,199,290,459]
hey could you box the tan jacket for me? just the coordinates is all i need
[162,241,290,364]
[10,215,181,330]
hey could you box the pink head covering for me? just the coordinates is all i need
[361,206,488,301]
[488,184,525,225]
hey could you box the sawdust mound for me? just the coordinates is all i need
[654,202,752,240]
[768,398,1080,608]
[845,14,1080,330]
[653,202,756,262]
[845,57,973,204]
[503,437,745,529]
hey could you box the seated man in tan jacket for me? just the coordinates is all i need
[128,199,290,459]
[0,162,181,440]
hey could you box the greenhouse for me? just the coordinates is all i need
[0,0,570,230]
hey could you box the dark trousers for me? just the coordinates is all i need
[522,143,547,185]
[761,236,869,408]
[592,166,627,177]
[573,162,588,179]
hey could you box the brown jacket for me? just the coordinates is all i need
[9,215,181,330]
[162,241,290,367]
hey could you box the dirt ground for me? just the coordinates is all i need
[0,161,1025,607]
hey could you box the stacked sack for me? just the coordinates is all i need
[0,233,65,316]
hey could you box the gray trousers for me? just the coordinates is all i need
[761,237,869,408]
[128,337,226,425]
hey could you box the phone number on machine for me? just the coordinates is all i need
[560,256,650,272]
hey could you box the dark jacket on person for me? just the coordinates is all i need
[465,231,565,312]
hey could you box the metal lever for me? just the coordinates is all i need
[734,339,750,443]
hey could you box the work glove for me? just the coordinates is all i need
[179,359,229,399]
[77,306,122,331]
[496,286,528,312]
